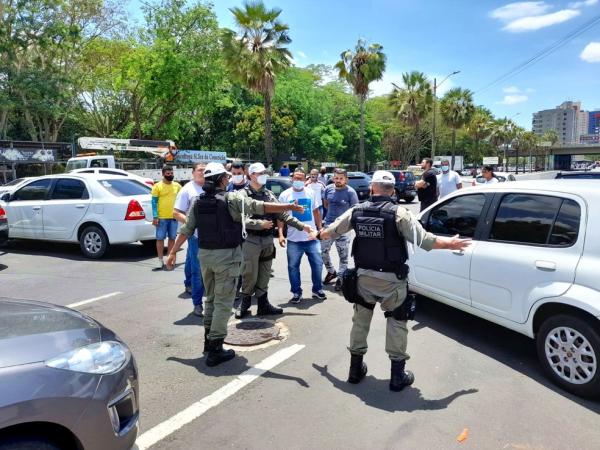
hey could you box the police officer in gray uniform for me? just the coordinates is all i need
[313,170,471,391]
[166,163,304,367]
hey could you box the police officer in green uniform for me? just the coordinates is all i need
[166,163,305,367]
[313,171,471,391]
[236,162,310,319]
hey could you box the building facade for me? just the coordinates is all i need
[532,101,585,145]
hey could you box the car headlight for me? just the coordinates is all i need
[46,341,130,374]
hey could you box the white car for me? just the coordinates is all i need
[70,167,154,187]
[410,180,600,397]
[0,173,156,258]
[0,177,34,197]
[472,171,516,184]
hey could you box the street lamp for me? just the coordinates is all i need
[431,71,460,160]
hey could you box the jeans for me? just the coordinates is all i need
[156,218,178,240]
[184,235,204,306]
[286,240,323,295]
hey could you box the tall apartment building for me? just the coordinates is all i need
[580,110,600,144]
[532,101,585,145]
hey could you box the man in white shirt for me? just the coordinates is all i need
[306,168,326,217]
[278,168,327,304]
[173,162,206,317]
[437,160,462,198]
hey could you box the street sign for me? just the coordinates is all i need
[176,150,226,164]
[0,147,56,163]
[483,157,499,165]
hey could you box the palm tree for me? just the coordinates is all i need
[335,39,386,171]
[490,118,518,171]
[542,129,559,147]
[388,71,432,164]
[440,87,475,169]
[222,1,292,165]
[466,107,493,169]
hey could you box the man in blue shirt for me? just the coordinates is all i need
[322,168,359,290]
[279,163,290,177]
[227,162,248,191]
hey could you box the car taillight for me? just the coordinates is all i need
[399,173,405,182]
[125,200,145,220]
[0,206,6,220]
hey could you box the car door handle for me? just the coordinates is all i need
[32,206,41,211]
[452,250,464,255]
[535,260,556,271]
[75,204,86,209]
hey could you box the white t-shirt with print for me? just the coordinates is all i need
[278,187,317,242]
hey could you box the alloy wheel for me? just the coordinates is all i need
[544,326,597,385]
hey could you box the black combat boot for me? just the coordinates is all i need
[206,338,236,367]
[389,359,414,392]
[347,354,368,384]
[203,328,210,354]
[235,295,252,319]
[256,293,283,315]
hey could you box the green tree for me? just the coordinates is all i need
[388,71,432,164]
[542,129,559,147]
[440,87,475,169]
[222,0,292,165]
[466,107,493,168]
[335,39,386,171]
[490,118,518,171]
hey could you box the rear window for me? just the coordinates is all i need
[98,179,150,196]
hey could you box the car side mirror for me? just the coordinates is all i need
[0,193,10,202]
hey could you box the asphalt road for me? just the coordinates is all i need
[1,200,599,450]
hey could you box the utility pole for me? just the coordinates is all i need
[431,71,460,159]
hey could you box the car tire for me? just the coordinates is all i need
[403,196,414,203]
[79,225,108,259]
[0,436,61,450]
[536,313,600,398]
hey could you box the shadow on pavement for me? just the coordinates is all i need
[413,296,600,412]
[167,354,310,387]
[174,312,203,326]
[312,363,477,412]
[278,296,325,310]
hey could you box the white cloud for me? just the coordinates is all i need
[503,86,521,93]
[580,42,600,62]
[503,9,580,31]
[490,2,551,21]
[500,94,529,105]
[569,0,598,8]
[297,51,307,59]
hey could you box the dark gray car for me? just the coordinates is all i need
[0,298,139,450]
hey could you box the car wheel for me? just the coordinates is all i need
[79,225,108,259]
[0,436,61,450]
[536,314,600,398]
[403,196,414,203]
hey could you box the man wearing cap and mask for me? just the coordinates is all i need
[166,162,305,367]
[235,162,311,319]
[312,170,471,392]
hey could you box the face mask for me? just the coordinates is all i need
[442,166,449,173]
[231,174,245,184]
[293,180,305,190]
[164,175,174,182]
[257,174,268,186]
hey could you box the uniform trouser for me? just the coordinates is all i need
[241,235,275,298]
[321,233,350,275]
[199,247,241,340]
[348,274,409,361]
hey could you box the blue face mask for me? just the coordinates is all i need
[293,180,305,190]
[442,166,449,173]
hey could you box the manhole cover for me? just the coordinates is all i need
[224,320,280,346]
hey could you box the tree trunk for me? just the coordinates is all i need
[264,93,273,166]
[475,138,480,170]
[516,147,519,174]
[451,128,456,170]
[359,98,366,172]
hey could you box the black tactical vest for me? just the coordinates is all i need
[244,186,278,237]
[350,196,408,276]
[194,190,243,249]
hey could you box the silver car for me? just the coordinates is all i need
[0,298,139,449]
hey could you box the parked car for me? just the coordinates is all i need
[0,173,155,258]
[327,172,371,202]
[473,172,516,184]
[265,176,292,196]
[555,171,600,179]
[368,170,416,203]
[0,298,139,450]
[410,180,600,397]
[0,204,7,246]
[0,178,34,197]
[70,167,155,187]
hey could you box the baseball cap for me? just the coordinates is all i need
[248,162,267,175]
[204,162,230,178]
[370,170,395,184]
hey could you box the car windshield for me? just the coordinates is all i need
[97,179,150,196]
[3,178,24,187]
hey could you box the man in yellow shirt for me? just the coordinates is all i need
[151,165,182,270]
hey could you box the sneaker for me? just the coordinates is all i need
[312,290,327,300]
[323,271,337,285]
[290,293,302,304]
[334,279,342,292]
[193,305,204,317]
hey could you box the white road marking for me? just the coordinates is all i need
[66,291,123,308]
[135,343,305,450]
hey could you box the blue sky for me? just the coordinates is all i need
[127,0,600,129]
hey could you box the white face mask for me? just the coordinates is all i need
[231,174,245,185]
[257,174,268,185]
[293,180,305,190]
